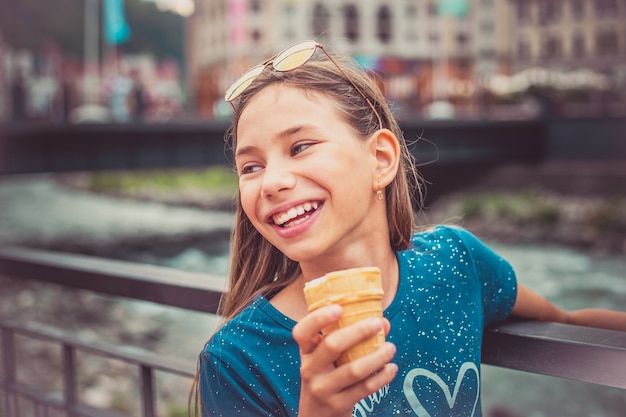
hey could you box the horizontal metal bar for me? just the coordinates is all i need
[482,319,626,389]
[1,320,197,378]
[0,245,225,314]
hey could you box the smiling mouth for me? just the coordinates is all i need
[272,201,320,228]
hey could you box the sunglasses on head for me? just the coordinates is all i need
[224,40,383,129]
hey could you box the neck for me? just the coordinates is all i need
[271,243,399,321]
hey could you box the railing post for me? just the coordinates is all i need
[1,327,19,417]
[140,364,156,417]
[63,344,78,417]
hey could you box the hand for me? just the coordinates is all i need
[292,304,398,417]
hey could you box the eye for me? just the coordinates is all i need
[291,141,314,156]
[238,163,262,175]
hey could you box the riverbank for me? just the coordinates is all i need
[430,161,626,255]
[55,161,626,256]
[425,188,626,256]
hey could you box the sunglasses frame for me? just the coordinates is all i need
[224,40,383,129]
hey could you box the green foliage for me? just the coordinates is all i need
[589,197,626,231]
[460,189,560,225]
[109,392,135,415]
[165,401,198,417]
[86,167,239,194]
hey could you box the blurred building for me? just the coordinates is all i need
[510,0,625,73]
[187,0,512,119]
[505,0,626,116]
[187,0,626,120]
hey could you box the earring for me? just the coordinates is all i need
[376,190,384,201]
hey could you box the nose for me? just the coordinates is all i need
[261,159,296,198]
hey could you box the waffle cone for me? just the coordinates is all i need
[303,267,385,366]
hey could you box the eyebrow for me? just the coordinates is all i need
[234,124,313,160]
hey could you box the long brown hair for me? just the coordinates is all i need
[220,47,424,321]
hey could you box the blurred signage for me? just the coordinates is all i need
[104,0,131,45]
[229,0,247,46]
[437,0,469,17]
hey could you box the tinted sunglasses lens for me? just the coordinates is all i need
[272,41,317,72]
[225,65,265,102]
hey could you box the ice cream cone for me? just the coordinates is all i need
[303,267,385,366]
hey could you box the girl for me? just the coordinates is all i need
[198,40,626,417]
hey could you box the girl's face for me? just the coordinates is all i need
[235,84,384,267]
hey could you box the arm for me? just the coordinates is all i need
[512,284,626,332]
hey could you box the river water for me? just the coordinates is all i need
[1,175,625,416]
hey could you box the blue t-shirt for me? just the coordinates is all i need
[199,226,517,416]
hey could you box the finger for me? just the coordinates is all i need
[310,344,398,411]
[383,317,391,336]
[340,362,398,405]
[293,304,342,354]
[315,317,384,363]
[335,341,397,381]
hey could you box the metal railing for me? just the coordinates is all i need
[1,319,196,417]
[1,246,625,417]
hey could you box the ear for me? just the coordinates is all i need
[368,128,401,190]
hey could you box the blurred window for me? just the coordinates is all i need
[404,3,418,42]
[571,0,585,18]
[596,30,619,55]
[572,33,586,57]
[344,4,360,42]
[251,29,262,43]
[457,32,469,49]
[312,3,330,37]
[594,0,619,16]
[516,1,532,24]
[517,40,530,60]
[377,5,392,44]
[540,1,562,24]
[250,0,261,13]
[543,35,563,59]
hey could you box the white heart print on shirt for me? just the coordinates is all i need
[403,362,480,417]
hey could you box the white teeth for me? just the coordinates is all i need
[273,202,319,226]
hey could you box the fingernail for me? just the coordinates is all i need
[328,304,342,317]
[385,342,396,355]
[388,363,398,374]
[369,318,383,330]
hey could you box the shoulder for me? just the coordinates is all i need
[409,225,483,253]
[202,297,265,357]
[403,225,512,280]
[202,295,295,361]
